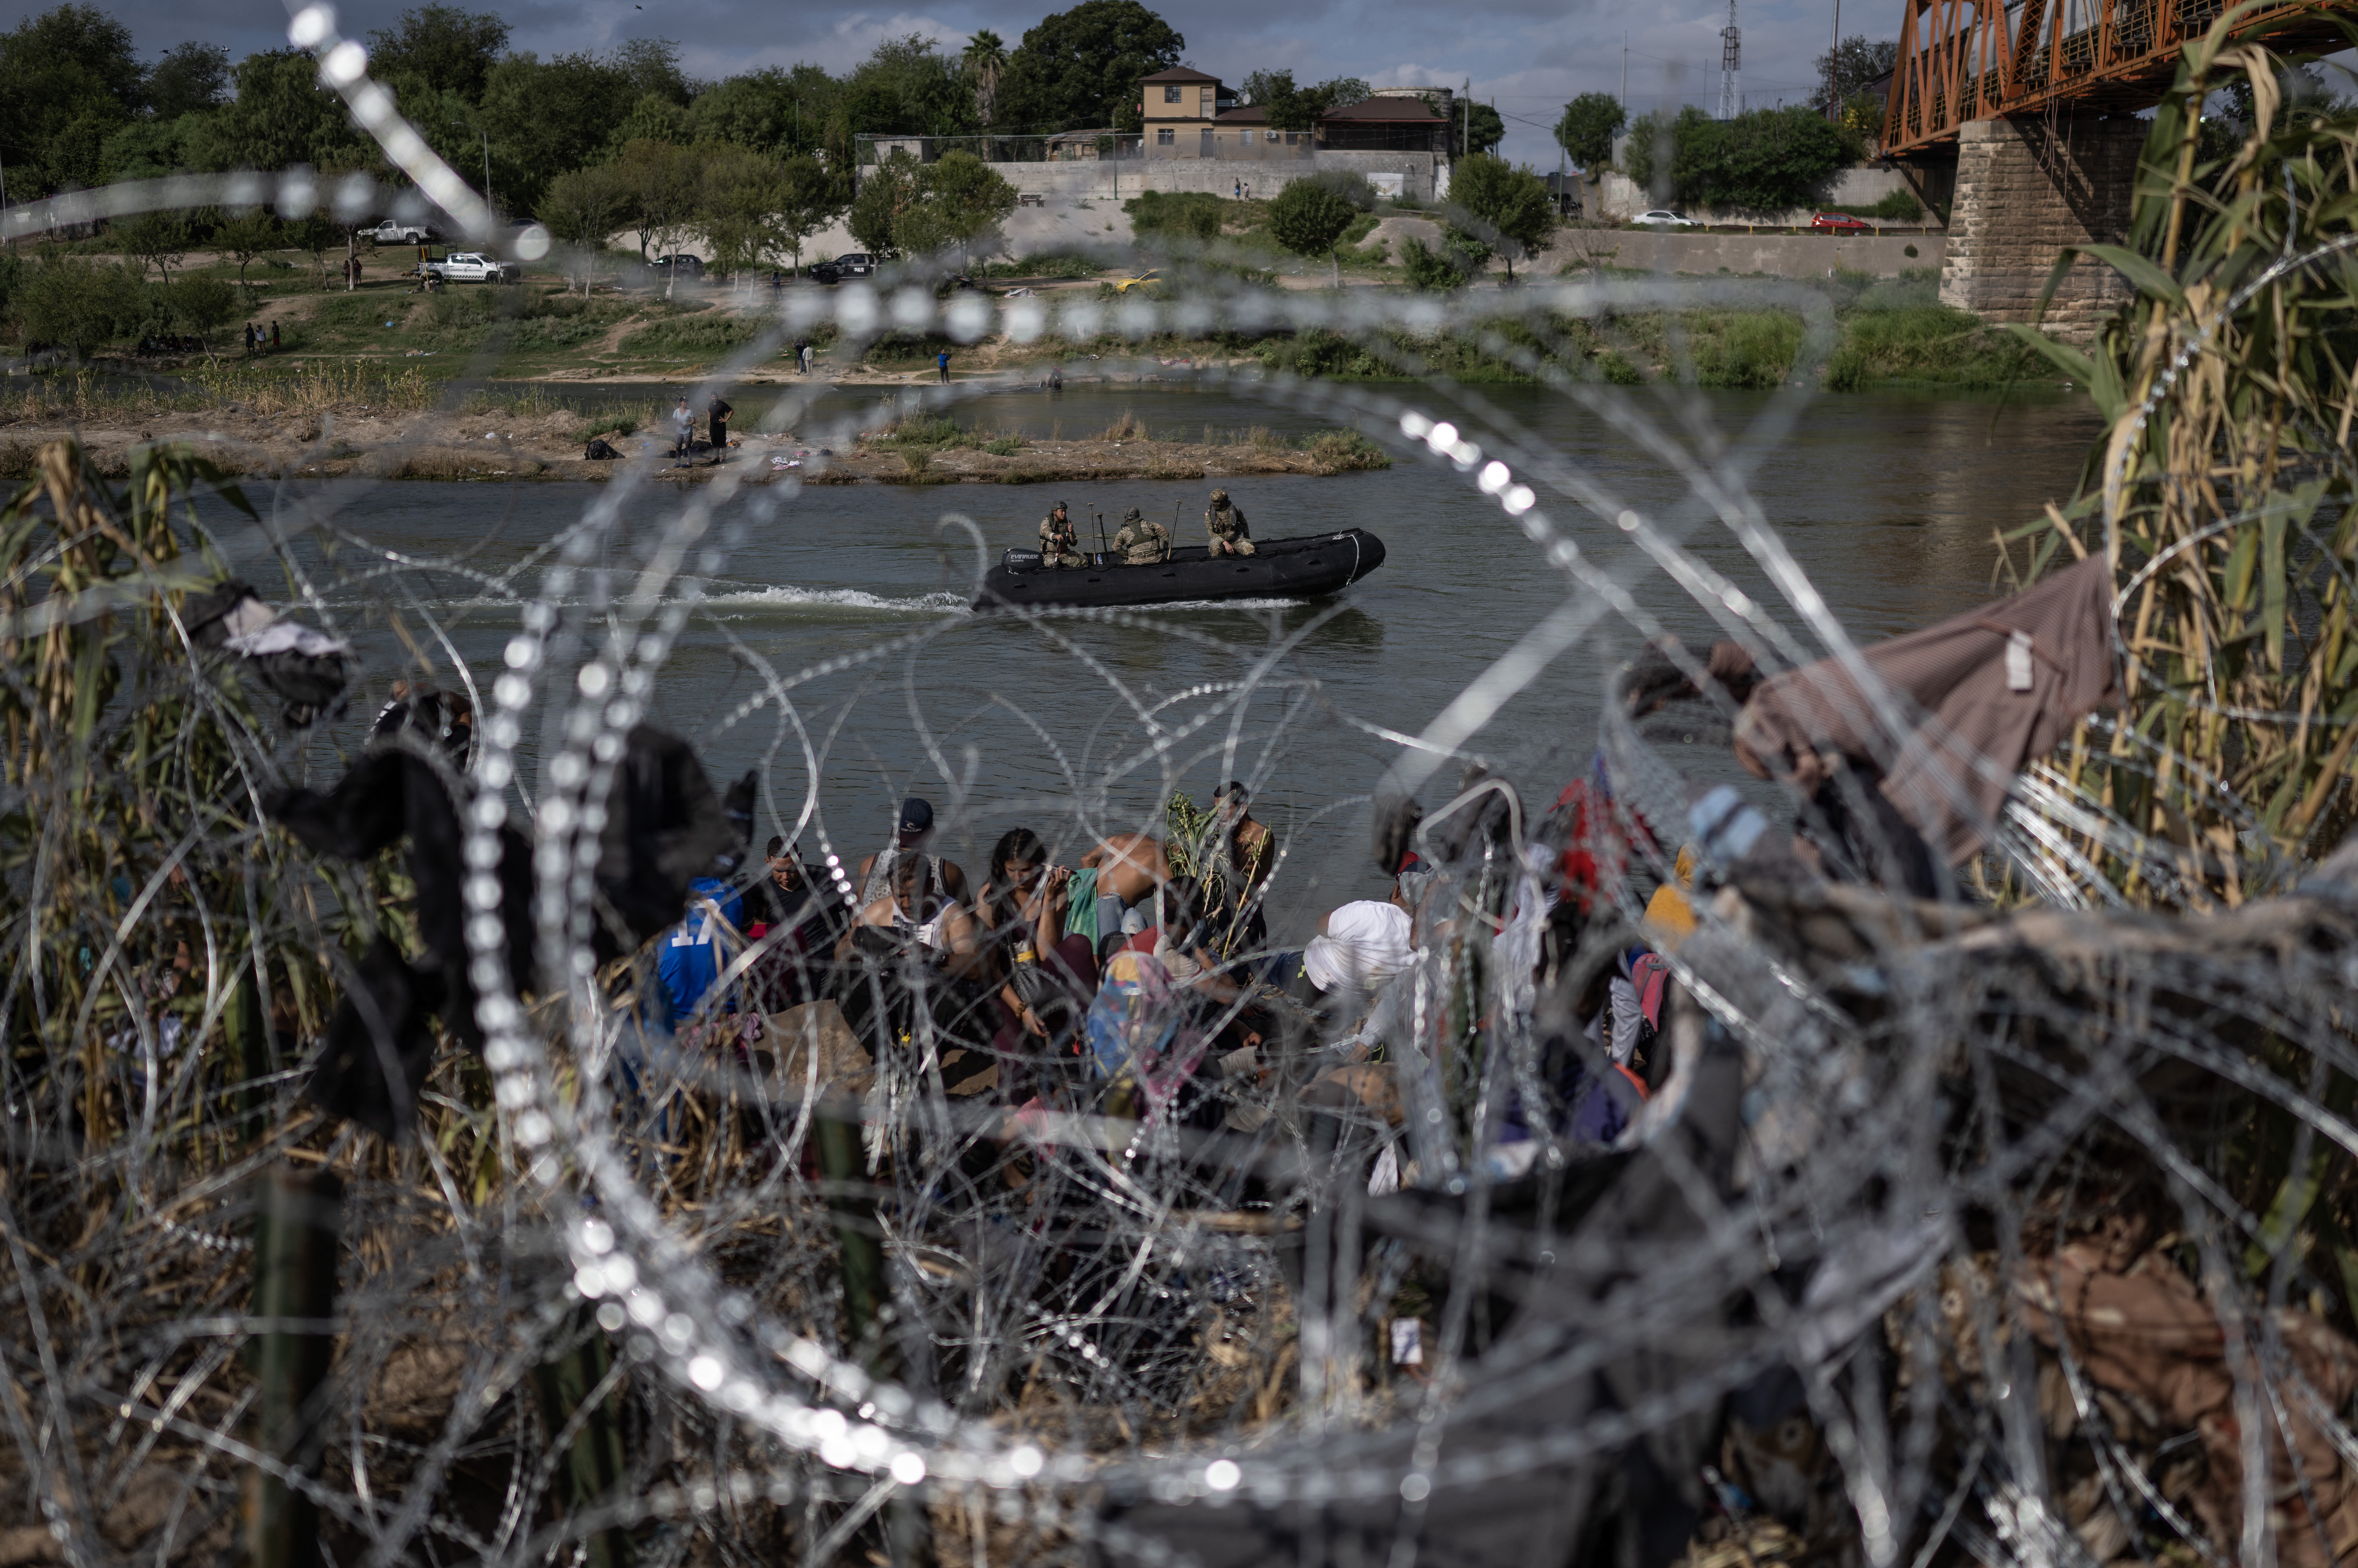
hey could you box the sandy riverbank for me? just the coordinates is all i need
[0,405,1389,484]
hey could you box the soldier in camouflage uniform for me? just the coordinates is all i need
[1038,501,1083,567]
[1205,488,1255,557]
[1111,508,1169,565]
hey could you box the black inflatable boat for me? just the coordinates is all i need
[974,528,1387,610]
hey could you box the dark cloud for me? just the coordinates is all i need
[0,0,1868,168]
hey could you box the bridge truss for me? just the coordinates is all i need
[1881,0,2353,155]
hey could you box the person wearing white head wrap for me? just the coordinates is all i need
[1302,900,1415,994]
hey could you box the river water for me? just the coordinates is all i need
[266,379,2105,933]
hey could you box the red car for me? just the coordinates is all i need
[1810,211,1874,233]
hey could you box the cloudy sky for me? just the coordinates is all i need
[2,0,1865,167]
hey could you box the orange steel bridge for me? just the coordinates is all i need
[1881,0,2353,154]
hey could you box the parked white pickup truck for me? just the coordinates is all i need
[361,219,435,244]
[422,252,518,284]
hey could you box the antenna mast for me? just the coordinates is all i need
[1719,0,1742,120]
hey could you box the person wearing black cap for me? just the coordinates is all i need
[855,796,970,911]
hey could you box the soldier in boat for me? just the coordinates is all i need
[1039,501,1083,567]
[1111,508,1170,565]
[1206,489,1254,557]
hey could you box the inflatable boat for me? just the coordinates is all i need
[974,528,1387,610]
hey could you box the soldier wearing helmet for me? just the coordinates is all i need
[1038,501,1082,567]
[1206,488,1254,557]
[1111,507,1169,565]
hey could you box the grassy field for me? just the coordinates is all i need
[8,243,2059,397]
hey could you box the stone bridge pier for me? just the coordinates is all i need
[1939,114,2150,338]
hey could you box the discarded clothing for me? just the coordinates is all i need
[183,579,350,726]
[1733,553,2118,864]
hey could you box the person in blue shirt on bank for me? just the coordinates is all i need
[658,875,746,1025]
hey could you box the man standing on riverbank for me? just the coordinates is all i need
[707,393,733,462]
[1113,508,1169,564]
[1040,502,1082,567]
[1206,489,1254,556]
[937,348,952,383]
[671,397,694,464]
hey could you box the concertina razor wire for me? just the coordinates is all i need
[11,4,2358,1567]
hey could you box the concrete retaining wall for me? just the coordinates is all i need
[872,151,1447,203]
[1543,229,1942,278]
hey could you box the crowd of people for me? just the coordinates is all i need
[643,765,1690,1172]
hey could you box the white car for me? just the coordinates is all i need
[1632,209,1700,227]
[423,252,517,284]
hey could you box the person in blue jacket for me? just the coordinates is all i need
[658,875,746,1023]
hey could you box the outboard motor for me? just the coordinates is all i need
[1001,549,1044,573]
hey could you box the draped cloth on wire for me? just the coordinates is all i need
[1733,553,2119,866]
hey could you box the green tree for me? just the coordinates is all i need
[615,139,701,285]
[1241,71,1371,131]
[900,149,1018,262]
[115,209,191,283]
[538,164,630,294]
[214,210,279,293]
[1266,176,1359,285]
[478,51,633,206]
[1555,92,1625,171]
[1423,94,1505,157]
[847,148,920,260]
[18,252,147,359]
[101,118,193,182]
[184,49,372,173]
[697,144,786,284]
[840,36,976,139]
[0,4,146,197]
[1448,153,1554,278]
[774,154,845,273]
[848,148,1016,263]
[613,92,692,148]
[1625,103,1845,210]
[1810,36,1898,112]
[610,37,692,105]
[689,67,834,156]
[148,42,230,121]
[163,274,235,348]
[963,30,1008,128]
[367,4,511,104]
[995,0,1183,134]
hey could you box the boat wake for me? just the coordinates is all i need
[696,584,971,616]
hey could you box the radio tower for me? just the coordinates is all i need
[1718,0,1742,119]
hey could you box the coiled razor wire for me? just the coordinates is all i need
[10,7,2358,1568]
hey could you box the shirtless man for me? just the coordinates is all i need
[1080,830,1170,947]
[1206,780,1274,952]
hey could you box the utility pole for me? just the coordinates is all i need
[1719,0,1742,120]
[1462,77,1470,158]
[1621,33,1628,115]
[1826,0,1842,119]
